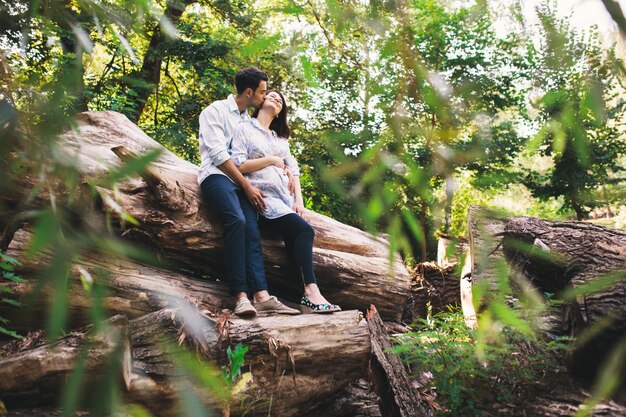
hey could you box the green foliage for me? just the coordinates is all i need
[523,1,626,220]
[394,310,571,416]
[3,0,626,413]
[223,342,249,385]
[0,251,24,339]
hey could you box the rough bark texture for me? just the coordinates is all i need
[125,0,194,122]
[0,315,132,408]
[483,371,626,416]
[299,379,382,417]
[38,110,411,322]
[365,305,433,417]
[1,229,231,334]
[127,308,372,417]
[467,205,626,398]
[409,262,460,320]
[501,214,626,383]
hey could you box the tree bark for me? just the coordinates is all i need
[34,110,411,322]
[1,229,231,334]
[126,307,373,417]
[125,0,194,122]
[466,205,626,395]
[0,315,132,408]
[501,214,626,384]
[365,305,433,417]
[409,261,460,320]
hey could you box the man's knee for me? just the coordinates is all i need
[224,212,246,231]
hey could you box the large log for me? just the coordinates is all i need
[466,205,626,395]
[28,110,411,322]
[1,229,231,334]
[0,315,132,408]
[126,307,372,417]
[365,305,433,417]
[500,214,626,385]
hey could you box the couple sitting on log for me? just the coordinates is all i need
[198,67,341,317]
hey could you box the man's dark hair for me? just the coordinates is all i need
[235,67,268,94]
[252,90,290,139]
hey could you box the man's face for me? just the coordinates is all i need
[250,80,267,107]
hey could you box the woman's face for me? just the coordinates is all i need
[263,91,283,117]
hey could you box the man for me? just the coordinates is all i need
[198,67,299,317]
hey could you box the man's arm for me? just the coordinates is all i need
[199,106,266,211]
[217,159,267,211]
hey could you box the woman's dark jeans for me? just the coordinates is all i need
[261,213,317,286]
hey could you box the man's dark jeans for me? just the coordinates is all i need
[200,174,268,295]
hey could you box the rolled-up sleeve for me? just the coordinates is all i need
[199,106,231,166]
[230,125,249,167]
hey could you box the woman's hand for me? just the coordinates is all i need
[270,156,285,169]
[294,198,305,217]
[283,167,296,195]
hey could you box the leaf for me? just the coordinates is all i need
[489,301,533,335]
[231,372,253,395]
[401,209,425,245]
[0,326,22,339]
[101,148,162,188]
[26,210,58,259]
[563,270,626,300]
[61,349,87,417]
[240,34,282,57]
[2,298,23,307]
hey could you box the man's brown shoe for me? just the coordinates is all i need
[254,296,300,315]
[234,298,257,317]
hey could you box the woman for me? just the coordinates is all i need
[230,90,340,313]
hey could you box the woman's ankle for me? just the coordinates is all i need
[304,284,321,297]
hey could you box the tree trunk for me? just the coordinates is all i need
[1,229,231,334]
[0,315,132,408]
[365,305,433,417]
[126,307,373,417]
[501,214,626,385]
[299,379,382,417]
[409,261,460,320]
[125,0,193,122]
[27,110,411,322]
[466,205,626,396]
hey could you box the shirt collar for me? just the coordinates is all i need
[227,94,250,119]
[250,118,277,137]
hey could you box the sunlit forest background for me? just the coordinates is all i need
[4,0,626,255]
[2,0,626,415]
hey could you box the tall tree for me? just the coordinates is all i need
[524,1,626,220]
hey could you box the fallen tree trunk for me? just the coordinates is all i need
[1,229,231,334]
[17,110,411,322]
[483,369,626,416]
[0,315,132,408]
[501,215,626,385]
[127,307,372,417]
[365,305,433,417]
[466,205,626,396]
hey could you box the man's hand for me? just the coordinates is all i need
[284,166,296,196]
[244,183,267,211]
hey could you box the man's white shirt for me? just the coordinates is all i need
[197,94,250,185]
